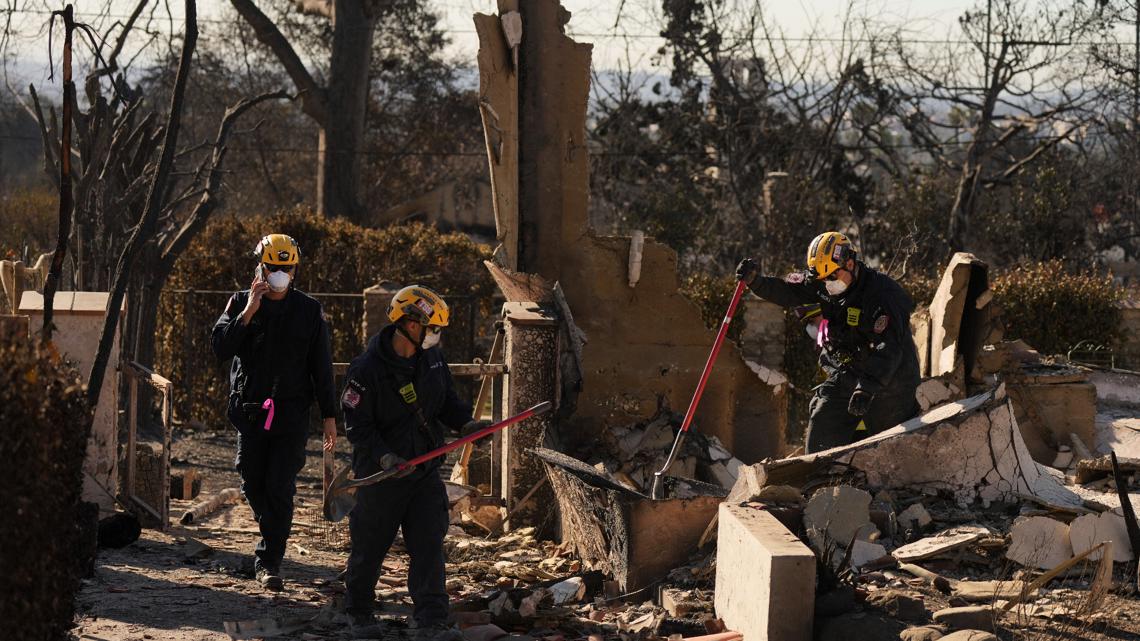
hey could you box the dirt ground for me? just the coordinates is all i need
[73,427,1140,641]
[74,429,420,641]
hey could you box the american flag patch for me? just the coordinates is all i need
[873,315,889,334]
[342,386,362,409]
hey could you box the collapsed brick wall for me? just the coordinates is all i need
[476,0,787,461]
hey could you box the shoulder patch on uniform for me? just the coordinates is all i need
[341,378,365,409]
[784,271,805,284]
[846,307,861,326]
[873,314,889,334]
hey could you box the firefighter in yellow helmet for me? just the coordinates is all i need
[211,234,338,591]
[339,285,481,640]
[737,232,920,453]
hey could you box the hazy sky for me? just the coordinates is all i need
[1,0,983,86]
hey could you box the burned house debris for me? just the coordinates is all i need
[4,1,1140,641]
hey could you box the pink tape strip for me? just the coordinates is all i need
[817,317,829,349]
[261,398,275,431]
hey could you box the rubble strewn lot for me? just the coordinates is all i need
[72,367,1140,641]
[72,257,1140,641]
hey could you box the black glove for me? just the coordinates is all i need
[460,419,492,437]
[848,389,874,417]
[735,258,760,284]
[380,453,415,478]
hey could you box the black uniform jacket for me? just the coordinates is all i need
[211,288,338,426]
[341,324,472,478]
[749,262,921,394]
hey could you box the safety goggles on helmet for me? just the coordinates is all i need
[387,285,450,327]
[254,233,301,266]
[806,231,856,281]
[263,263,294,273]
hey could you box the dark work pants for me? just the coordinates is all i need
[344,469,450,625]
[233,421,309,571]
[805,375,920,454]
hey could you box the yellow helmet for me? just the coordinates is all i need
[388,285,450,327]
[254,234,301,265]
[806,231,856,280]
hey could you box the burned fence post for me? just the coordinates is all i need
[500,301,558,531]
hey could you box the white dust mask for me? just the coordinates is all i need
[421,329,442,350]
[267,270,291,292]
[824,278,848,296]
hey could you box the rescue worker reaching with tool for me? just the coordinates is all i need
[211,234,338,591]
[340,285,487,640]
[737,232,921,453]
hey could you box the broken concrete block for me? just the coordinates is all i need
[745,360,790,395]
[517,588,549,617]
[705,461,737,489]
[931,606,995,631]
[916,377,963,412]
[900,625,946,641]
[952,580,1032,603]
[1094,414,1140,459]
[549,577,586,605]
[803,486,877,557]
[849,540,888,571]
[938,632,997,641]
[724,457,744,480]
[898,503,933,530]
[865,589,927,622]
[707,435,733,462]
[1007,378,1097,465]
[892,526,992,562]
[661,588,703,617]
[928,253,989,379]
[737,388,1084,511]
[1069,511,1135,562]
[715,503,814,641]
[755,484,803,504]
[1006,516,1073,570]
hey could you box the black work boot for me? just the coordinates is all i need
[347,613,385,639]
[254,564,284,591]
[412,621,462,641]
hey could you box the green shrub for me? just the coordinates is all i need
[678,273,746,342]
[156,209,496,428]
[0,340,92,641]
[991,261,1123,356]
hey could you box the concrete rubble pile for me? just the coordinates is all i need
[436,525,729,641]
[583,409,747,494]
[713,382,1140,641]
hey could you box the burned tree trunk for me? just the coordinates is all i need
[87,0,198,407]
[317,0,374,220]
[41,5,77,345]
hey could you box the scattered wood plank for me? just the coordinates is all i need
[179,487,240,525]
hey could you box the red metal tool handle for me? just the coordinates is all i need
[394,400,554,471]
[678,279,748,433]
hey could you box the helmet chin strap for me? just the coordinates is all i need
[395,323,423,355]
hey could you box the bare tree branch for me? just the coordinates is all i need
[229,0,326,123]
